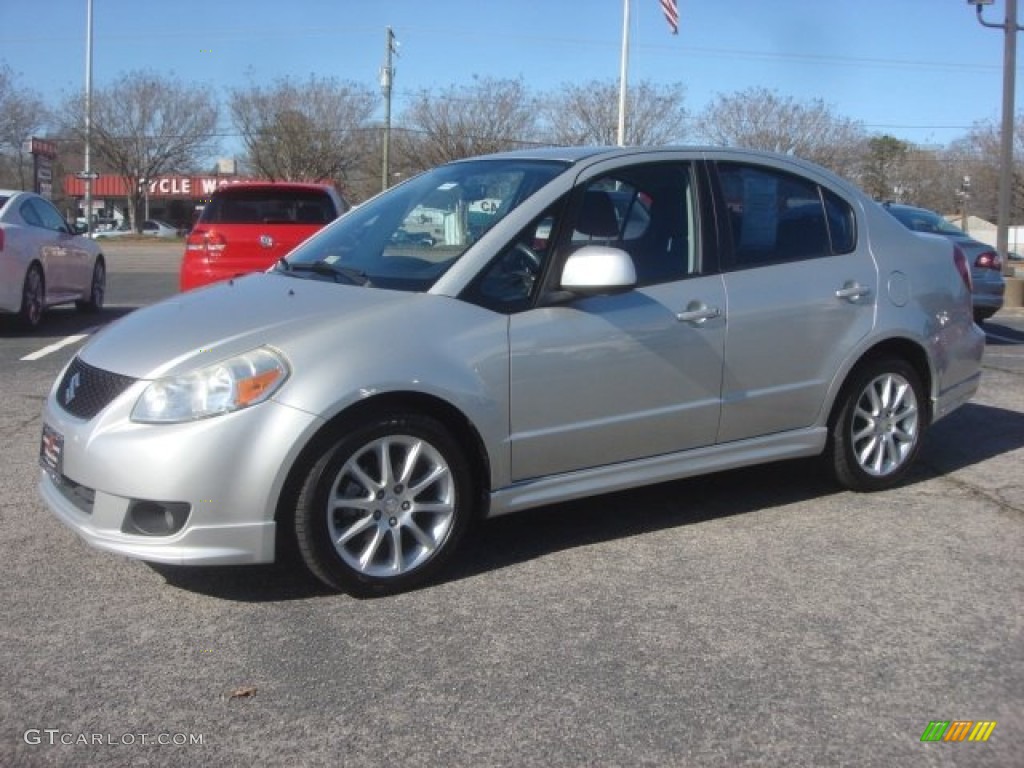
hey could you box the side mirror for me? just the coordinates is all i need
[73,222,88,235]
[560,245,637,296]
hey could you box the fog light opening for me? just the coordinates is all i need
[123,501,190,536]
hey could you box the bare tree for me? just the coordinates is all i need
[695,87,866,178]
[397,77,539,171]
[229,75,376,190]
[543,79,688,146]
[59,70,218,230]
[0,64,50,189]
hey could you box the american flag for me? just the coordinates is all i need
[660,0,679,35]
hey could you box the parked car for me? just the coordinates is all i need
[91,221,133,238]
[0,190,105,329]
[93,219,183,239]
[38,147,984,596]
[883,202,1005,323]
[140,219,182,238]
[180,182,347,290]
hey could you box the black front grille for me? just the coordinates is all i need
[57,357,137,420]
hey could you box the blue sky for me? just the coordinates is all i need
[0,0,1018,149]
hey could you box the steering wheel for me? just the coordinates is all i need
[478,242,543,304]
[508,242,542,273]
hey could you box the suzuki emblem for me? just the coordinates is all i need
[259,234,274,249]
[64,372,81,404]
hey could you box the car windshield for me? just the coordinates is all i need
[279,158,570,291]
[889,206,965,236]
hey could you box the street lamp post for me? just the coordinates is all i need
[970,0,1023,276]
[83,0,94,235]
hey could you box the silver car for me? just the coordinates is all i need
[38,147,985,596]
[0,190,106,329]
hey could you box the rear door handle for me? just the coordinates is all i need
[835,282,872,302]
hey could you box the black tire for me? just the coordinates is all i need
[17,263,45,330]
[294,413,473,596]
[827,357,927,492]
[75,257,106,313]
[973,309,995,324]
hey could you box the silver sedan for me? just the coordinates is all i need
[0,190,106,329]
[38,147,985,595]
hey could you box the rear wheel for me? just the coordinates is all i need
[828,357,926,491]
[294,413,473,596]
[75,257,106,312]
[973,309,995,324]
[17,264,44,329]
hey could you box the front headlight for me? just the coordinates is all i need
[131,347,290,424]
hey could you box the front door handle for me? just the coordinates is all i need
[676,304,721,324]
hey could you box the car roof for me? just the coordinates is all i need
[452,145,861,194]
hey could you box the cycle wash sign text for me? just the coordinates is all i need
[921,721,997,742]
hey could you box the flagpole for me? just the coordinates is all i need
[617,0,629,146]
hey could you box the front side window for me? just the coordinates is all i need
[718,163,855,268]
[465,162,700,313]
[567,163,698,286]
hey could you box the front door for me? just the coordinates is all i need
[507,161,727,481]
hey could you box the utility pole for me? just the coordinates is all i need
[380,26,397,193]
[971,0,1022,276]
[617,0,630,146]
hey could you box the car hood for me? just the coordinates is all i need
[80,273,426,380]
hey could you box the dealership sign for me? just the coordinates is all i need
[63,174,257,199]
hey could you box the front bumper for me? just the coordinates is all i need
[38,379,322,566]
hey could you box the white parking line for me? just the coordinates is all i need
[20,326,101,361]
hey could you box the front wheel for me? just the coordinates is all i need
[75,257,106,312]
[828,358,926,491]
[17,264,45,329]
[294,413,473,596]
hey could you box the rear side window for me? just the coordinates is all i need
[718,163,856,268]
[200,188,338,225]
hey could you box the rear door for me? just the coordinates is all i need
[30,197,92,295]
[711,161,877,442]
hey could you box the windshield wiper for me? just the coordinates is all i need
[287,259,370,286]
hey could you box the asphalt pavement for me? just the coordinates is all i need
[0,240,1021,767]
